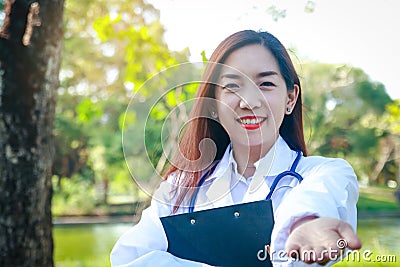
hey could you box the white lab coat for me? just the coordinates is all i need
[110,136,358,267]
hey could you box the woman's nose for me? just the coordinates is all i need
[239,86,262,109]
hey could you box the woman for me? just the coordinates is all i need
[111,30,361,266]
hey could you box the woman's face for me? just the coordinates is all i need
[214,44,298,154]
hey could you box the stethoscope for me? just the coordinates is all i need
[189,150,304,213]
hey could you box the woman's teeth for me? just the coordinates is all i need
[240,118,264,125]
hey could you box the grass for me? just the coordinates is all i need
[335,255,399,267]
[357,185,400,214]
[334,185,400,266]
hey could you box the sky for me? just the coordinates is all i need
[147,0,399,100]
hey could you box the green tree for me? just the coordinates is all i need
[299,62,393,180]
[54,0,192,208]
[361,100,400,198]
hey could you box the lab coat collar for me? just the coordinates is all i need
[204,136,298,207]
[245,136,298,202]
[201,143,232,185]
[204,165,235,208]
[200,144,235,209]
[253,136,298,176]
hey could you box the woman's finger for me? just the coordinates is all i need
[337,221,362,250]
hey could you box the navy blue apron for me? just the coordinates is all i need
[161,151,303,267]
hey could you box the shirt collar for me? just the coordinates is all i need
[246,136,298,196]
[205,143,248,185]
[203,135,298,184]
[253,135,298,176]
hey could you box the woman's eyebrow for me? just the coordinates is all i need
[220,71,278,80]
[257,71,278,78]
[220,73,241,80]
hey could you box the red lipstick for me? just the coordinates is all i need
[237,116,266,130]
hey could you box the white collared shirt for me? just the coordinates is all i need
[110,136,358,267]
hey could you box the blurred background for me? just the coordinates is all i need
[1,0,399,266]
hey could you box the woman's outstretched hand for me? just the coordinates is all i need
[285,217,362,265]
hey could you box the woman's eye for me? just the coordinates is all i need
[260,81,275,88]
[222,83,239,91]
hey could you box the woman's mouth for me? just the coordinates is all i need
[237,116,266,130]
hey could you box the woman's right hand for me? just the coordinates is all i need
[285,217,362,265]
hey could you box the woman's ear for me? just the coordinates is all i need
[285,84,299,115]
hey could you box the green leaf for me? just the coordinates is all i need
[93,14,121,41]
[201,50,208,62]
[76,98,103,124]
[119,111,136,132]
[165,90,177,108]
[149,102,169,120]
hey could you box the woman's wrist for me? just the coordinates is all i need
[289,215,319,234]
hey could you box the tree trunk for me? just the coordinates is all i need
[394,136,400,205]
[369,136,394,184]
[0,1,64,266]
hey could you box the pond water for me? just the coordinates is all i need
[54,223,132,267]
[54,217,400,267]
[356,217,400,253]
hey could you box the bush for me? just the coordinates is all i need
[52,175,97,216]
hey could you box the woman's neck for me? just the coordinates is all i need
[232,141,275,179]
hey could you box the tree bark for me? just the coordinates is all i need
[0,1,64,266]
[369,136,394,184]
[394,136,400,205]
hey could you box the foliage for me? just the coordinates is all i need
[53,94,93,179]
[267,0,316,21]
[52,175,97,216]
[359,100,400,185]
[53,0,193,208]
[299,62,393,180]
[362,100,400,135]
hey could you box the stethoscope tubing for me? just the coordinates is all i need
[189,150,303,213]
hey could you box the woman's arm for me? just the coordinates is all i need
[271,157,360,265]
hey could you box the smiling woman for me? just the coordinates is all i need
[215,44,299,175]
[110,30,361,266]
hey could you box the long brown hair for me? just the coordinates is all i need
[163,30,307,212]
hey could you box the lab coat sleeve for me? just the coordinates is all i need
[110,180,213,267]
[270,158,358,266]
